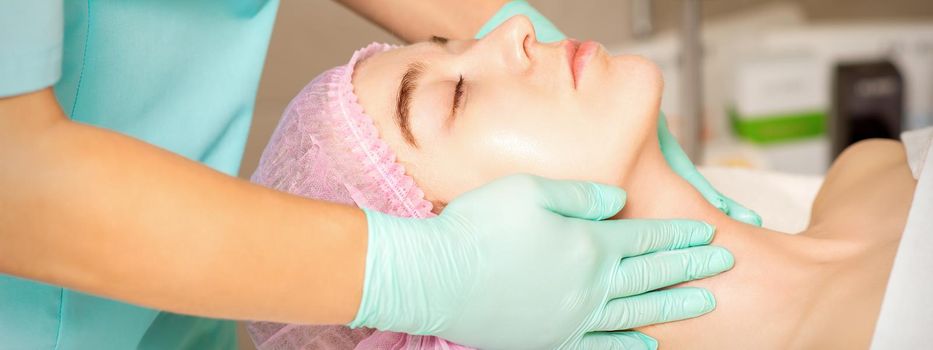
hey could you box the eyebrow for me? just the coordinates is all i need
[395,37,450,148]
[397,62,425,147]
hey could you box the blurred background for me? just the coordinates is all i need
[237,0,931,347]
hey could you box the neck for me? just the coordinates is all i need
[615,128,853,348]
[613,129,747,236]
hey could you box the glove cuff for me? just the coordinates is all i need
[349,209,453,334]
[348,209,399,329]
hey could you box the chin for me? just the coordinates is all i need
[600,55,664,131]
[610,54,664,95]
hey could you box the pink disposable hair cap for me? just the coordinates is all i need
[246,42,471,350]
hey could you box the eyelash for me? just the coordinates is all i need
[452,75,464,114]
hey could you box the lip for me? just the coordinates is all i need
[569,40,599,88]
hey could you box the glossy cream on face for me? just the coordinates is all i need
[352,17,664,204]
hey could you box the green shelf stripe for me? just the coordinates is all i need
[730,109,827,144]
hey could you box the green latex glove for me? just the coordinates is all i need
[477,2,763,227]
[657,113,763,226]
[351,175,734,350]
[475,0,566,43]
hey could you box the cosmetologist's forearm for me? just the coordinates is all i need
[0,88,367,324]
[336,0,508,42]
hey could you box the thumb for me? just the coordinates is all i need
[532,177,627,220]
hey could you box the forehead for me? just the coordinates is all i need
[355,41,442,81]
[352,43,442,118]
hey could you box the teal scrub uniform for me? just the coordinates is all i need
[1,0,279,348]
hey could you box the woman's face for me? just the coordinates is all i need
[353,16,663,205]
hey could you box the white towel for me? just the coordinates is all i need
[699,167,822,234]
[870,130,933,348]
[901,127,933,179]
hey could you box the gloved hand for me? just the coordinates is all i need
[350,175,734,350]
[657,114,762,226]
[475,0,566,43]
[476,1,762,227]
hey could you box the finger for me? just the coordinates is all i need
[579,331,659,350]
[602,219,715,257]
[657,113,729,213]
[534,177,627,221]
[658,114,764,227]
[723,196,764,227]
[612,246,734,298]
[595,287,715,331]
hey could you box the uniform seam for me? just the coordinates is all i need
[69,0,91,118]
[53,290,66,350]
[55,0,92,345]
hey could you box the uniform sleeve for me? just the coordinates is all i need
[0,0,63,97]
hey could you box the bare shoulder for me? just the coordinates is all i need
[807,139,916,240]
[836,139,907,169]
[794,139,916,349]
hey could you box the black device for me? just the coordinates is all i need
[830,60,904,158]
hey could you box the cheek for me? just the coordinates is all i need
[603,56,664,116]
[405,100,561,203]
[448,102,628,188]
[405,65,662,203]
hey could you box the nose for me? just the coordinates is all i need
[474,16,537,72]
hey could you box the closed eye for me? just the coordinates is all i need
[452,75,464,117]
